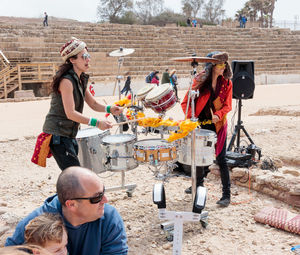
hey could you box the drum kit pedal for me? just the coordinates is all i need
[76,50,222,254]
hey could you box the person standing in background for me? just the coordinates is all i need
[43,12,48,27]
[161,68,170,84]
[170,69,179,100]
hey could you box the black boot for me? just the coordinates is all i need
[185,186,192,194]
[185,181,204,194]
[216,196,230,207]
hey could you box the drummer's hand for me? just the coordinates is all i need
[97,120,113,130]
[212,114,220,124]
[195,70,206,82]
[110,106,123,116]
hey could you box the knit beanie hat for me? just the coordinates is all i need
[205,51,233,79]
[60,37,87,62]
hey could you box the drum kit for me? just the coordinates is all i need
[76,50,219,194]
[75,50,221,254]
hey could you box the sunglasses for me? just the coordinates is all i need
[81,52,91,60]
[215,63,226,68]
[71,187,105,204]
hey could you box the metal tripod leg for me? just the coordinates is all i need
[227,125,239,151]
[241,125,255,144]
[105,170,137,197]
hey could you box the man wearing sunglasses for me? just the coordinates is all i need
[5,167,128,255]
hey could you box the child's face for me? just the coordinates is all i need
[44,229,68,255]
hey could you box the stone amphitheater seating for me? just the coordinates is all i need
[1,19,300,83]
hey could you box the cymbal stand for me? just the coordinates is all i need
[184,59,198,119]
[158,112,166,139]
[189,90,199,201]
[116,57,124,100]
[184,60,199,201]
[114,57,124,133]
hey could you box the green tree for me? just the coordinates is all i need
[134,0,165,24]
[236,0,277,27]
[148,9,187,26]
[182,2,193,17]
[181,0,204,18]
[97,0,133,23]
[118,11,138,24]
[203,0,225,23]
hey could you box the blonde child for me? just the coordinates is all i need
[24,213,67,255]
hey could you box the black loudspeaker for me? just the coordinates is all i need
[231,60,255,99]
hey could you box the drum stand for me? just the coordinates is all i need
[153,183,208,255]
[105,170,137,197]
[150,161,177,182]
[151,62,209,253]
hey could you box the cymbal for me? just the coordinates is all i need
[171,56,219,63]
[109,47,135,57]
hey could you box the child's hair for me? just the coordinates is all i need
[24,213,66,247]
[0,244,51,255]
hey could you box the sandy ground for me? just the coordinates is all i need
[0,84,300,254]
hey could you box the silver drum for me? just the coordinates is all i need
[101,134,138,171]
[178,128,217,166]
[76,128,110,174]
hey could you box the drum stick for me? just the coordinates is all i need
[210,108,214,117]
[112,117,147,126]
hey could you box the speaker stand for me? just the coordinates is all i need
[227,99,255,152]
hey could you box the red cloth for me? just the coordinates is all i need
[151,76,159,85]
[31,132,53,167]
[181,76,232,156]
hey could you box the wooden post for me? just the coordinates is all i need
[4,75,7,99]
[38,64,41,80]
[18,65,22,90]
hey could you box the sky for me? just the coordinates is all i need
[0,0,299,23]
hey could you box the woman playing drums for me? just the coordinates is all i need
[181,51,233,207]
[32,37,123,170]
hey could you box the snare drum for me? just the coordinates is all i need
[134,139,177,164]
[76,128,110,173]
[178,128,217,166]
[101,134,138,171]
[145,83,177,113]
[136,84,155,108]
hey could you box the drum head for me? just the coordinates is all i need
[196,129,216,138]
[102,134,136,144]
[134,139,172,148]
[145,83,172,101]
[76,128,108,139]
[136,84,155,98]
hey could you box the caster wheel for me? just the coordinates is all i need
[200,219,208,229]
[166,234,173,242]
[126,189,134,197]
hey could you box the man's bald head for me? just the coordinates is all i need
[56,166,100,206]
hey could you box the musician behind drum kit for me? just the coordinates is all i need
[31,37,123,170]
[181,51,233,207]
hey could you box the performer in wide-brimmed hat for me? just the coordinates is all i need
[181,51,233,207]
